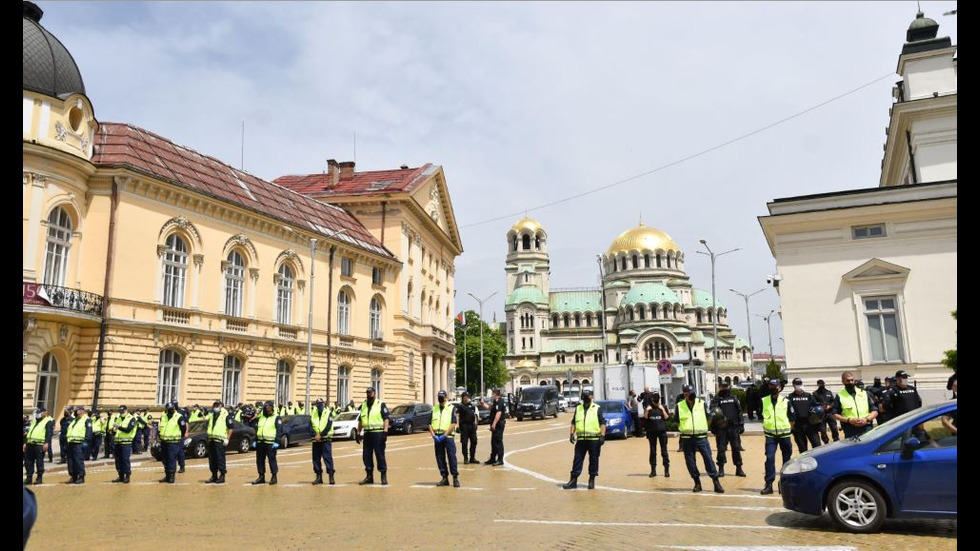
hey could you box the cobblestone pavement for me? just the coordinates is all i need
[26,414,956,550]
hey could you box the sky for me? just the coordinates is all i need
[38,1,957,357]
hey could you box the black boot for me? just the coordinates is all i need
[453,476,460,488]
[380,472,388,486]
[588,476,596,490]
[718,466,726,477]
[328,472,335,485]
[35,473,43,484]
[735,466,747,477]
[178,466,185,474]
[437,476,449,487]
[166,472,175,484]
[205,474,218,484]
[269,474,277,485]
[359,473,374,485]
[664,465,670,478]
[252,475,266,485]
[74,475,85,484]
[313,473,323,485]
[712,477,725,493]
[24,475,32,486]
[66,475,76,484]
[216,472,225,484]
[159,473,169,483]
[649,468,656,478]
[123,474,130,484]
[761,483,774,495]
[562,477,578,490]
[692,479,702,492]
[112,475,125,483]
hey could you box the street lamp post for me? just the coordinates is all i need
[697,239,740,392]
[730,287,766,380]
[596,255,609,399]
[756,309,776,373]
[468,291,498,397]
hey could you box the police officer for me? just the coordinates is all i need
[133,408,147,454]
[485,389,506,466]
[205,400,233,484]
[674,385,724,493]
[88,409,104,461]
[867,377,886,425]
[112,405,137,484]
[57,407,72,464]
[644,391,670,478]
[429,390,460,488]
[356,387,390,485]
[158,401,186,484]
[253,400,284,485]
[787,378,820,454]
[563,388,605,490]
[174,401,188,473]
[710,380,746,477]
[457,391,479,464]
[104,407,119,459]
[24,406,53,485]
[887,370,922,418]
[310,398,336,485]
[813,379,839,444]
[296,401,306,415]
[761,378,792,495]
[65,405,91,484]
[832,371,878,439]
[188,405,204,422]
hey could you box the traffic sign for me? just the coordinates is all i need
[659,374,672,385]
[657,359,673,375]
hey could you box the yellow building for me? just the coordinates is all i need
[22,2,461,415]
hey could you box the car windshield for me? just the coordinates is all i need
[596,401,623,414]
[852,405,948,443]
[391,405,414,415]
[336,412,359,421]
[520,389,547,401]
[187,420,206,434]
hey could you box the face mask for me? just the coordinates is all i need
[770,387,780,396]
[844,383,855,393]
[35,412,43,419]
[719,388,729,395]
[213,408,221,414]
[438,397,445,404]
[794,385,803,392]
[317,404,324,411]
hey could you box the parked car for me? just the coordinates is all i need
[516,385,560,421]
[279,414,315,448]
[388,403,433,434]
[150,420,255,460]
[780,400,957,533]
[563,389,581,409]
[476,401,492,425]
[558,396,569,412]
[331,411,360,440]
[596,400,633,439]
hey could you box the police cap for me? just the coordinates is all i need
[213,400,222,406]
[582,389,593,397]
[366,387,375,394]
[792,378,803,385]
[36,405,47,413]
[316,398,325,404]
[895,370,909,379]
[437,390,447,398]
[264,400,274,408]
[681,384,694,393]
[461,391,470,397]
[75,405,86,411]
[118,404,127,411]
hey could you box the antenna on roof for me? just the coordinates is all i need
[353,131,356,165]
[639,211,643,225]
[240,121,245,170]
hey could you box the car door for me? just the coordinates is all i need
[420,404,432,427]
[891,409,957,514]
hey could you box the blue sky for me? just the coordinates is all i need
[40,1,958,356]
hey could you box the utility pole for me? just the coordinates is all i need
[730,287,766,379]
[468,292,498,397]
[697,240,740,391]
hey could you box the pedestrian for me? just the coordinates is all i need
[812,379,839,443]
[429,390,460,488]
[761,378,792,495]
[286,401,296,415]
[674,385,724,493]
[948,373,957,400]
[157,401,185,484]
[234,403,244,423]
[485,389,507,466]
[205,400,233,484]
[745,384,758,421]
[23,406,53,486]
[111,405,136,484]
[88,409,104,461]
[787,378,821,454]
[457,391,479,464]
[832,371,878,439]
[310,398,336,485]
[356,387,389,485]
[710,380,746,477]
[57,407,71,464]
[643,392,670,478]
[65,405,91,484]
[253,400,283,485]
[628,390,642,437]
[133,409,146,454]
[189,405,205,422]
[886,370,923,418]
[563,388,605,490]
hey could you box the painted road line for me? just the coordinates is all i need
[459,487,484,491]
[495,519,786,530]
[410,484,437,489]
[509,487,537,491]
[705,506,787,512]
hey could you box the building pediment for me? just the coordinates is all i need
[842,258,910,283]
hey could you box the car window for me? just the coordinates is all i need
[918,411,957,449]
[878,434,904,453]
[421,404,432,413]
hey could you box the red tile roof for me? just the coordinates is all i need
[274,164,438,196]
[92,123,392,258]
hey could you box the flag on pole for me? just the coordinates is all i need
[456,311,465,325]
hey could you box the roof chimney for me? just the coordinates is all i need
[338,161,356,180]
[400,164,409,170]
[326,159,340,188]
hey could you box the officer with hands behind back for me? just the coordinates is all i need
[709,380,745,477]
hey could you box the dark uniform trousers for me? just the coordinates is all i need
[715,426,743,467]
[681,436,718,480]
[363,431,387,473]
[459,423,478,461]
[89,433,103,460]
[24,444,46,477]
[646,430,670,470]
[103,431,113,458]
[792,424,821,453]
[490,422,506,462]
[312,440,334,474]
[819,418,840,443]
[59,429,69,463]
[256,443,278,475]
[67,443,86,479]
[114,443,132,476]
[570,439,601,478]
[162,442,180,474]
[207,440,226,475]
[764,436,793,484]
[177,440,186,469]
[434,437,459,477]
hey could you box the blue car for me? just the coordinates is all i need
[780,400,956,533]
[595,400,633,439]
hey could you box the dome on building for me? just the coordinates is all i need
[23,2,86,98]
[621,283,679,306]
[510,216,543,234]
[515,359,538,369]
[907,10,939,42]
[606,223,680,255]
[505,284,548,307]
[692,289,724,309]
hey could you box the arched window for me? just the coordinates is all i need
[632,255,638,269]
[666,255,672,269]
[276,264,294,324]
[638,304,645,320]
[696,310,703,323]
[629,307,635,321]
[644,254,650,268]
[512,236,518,252]
[370,297,382,339]
[407,281,414,317]
[535,236,541,250]
[35,352,59,413]
[337,366,351,406]
[540,380,549,386]
[582,379,590,385]
[656,253,662,268]
[552,314,559,328]
[563,314,570,328]
[522,234,531,250]
[651,304,658,319]
[644,339,672,361]
[620,257,627,271]
[572,379,580,385]
[371,368,383,398]
[585,312,592,326]
[420,291,427,323]
[574,313,581,327]
[43,207,73,286]
[162,234,188,308]
[224,250,245,317]
[338,290,350,335]
[276,359,291,405]
[520,376,531,385]
[156,349,182,405]
[222,355,243,405]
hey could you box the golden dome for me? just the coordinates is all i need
[606,223,680,255]
[510,216,543,234]
[515,359,538,369]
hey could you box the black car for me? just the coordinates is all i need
[278,414,315,448]
[388,403,433,434]
[516,385,560,421]
[150,420,255,460]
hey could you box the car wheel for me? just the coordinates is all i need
[281,436,289,449]
[350,429,357,440]
[404,422,413,435]
[238,437,251,454]
[553,409,558,418]
[517,416,523,422]
[193,440,207,458]
[827,479,888,533]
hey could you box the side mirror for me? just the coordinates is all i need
[901,436,922,460]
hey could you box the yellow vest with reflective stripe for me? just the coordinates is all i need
[360,401,384,432]
[67,415,88,443]
[108,412,119,431]
[159,412,183,442]
[431,404,456,437]
[677,398,709,438]
[207,410,230,441]
[574,403,602,440]
[257,413,279,443]
[27,417,52,444]
[763,395,792,437]
[311,407,335,438]
[115,414,137,443]
[234,410,243,423]
[836,388,870,420]
[91,416,105,435]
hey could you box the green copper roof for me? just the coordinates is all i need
[692,289,724,309]
[621,283,678,306]
[603,280,630,289]
[506,285,548,307]
[542,338,603,353]
[733,336,750,349]
[704,335,732,349]
[549,290,602,313]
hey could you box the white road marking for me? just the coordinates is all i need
[509,487,537,491]
[495,519,785,530]
[459,487,483,491]
[705,506,787,512]
[410,484,437,489]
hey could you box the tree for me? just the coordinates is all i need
[942,309,956,372]
[454,310,508,396]
[765,359,783,381]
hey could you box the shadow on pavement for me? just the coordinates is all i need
[765,511,958,538]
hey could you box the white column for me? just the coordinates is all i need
[437,356,445,395]
[24,176,46,279]
[424,353,434,405]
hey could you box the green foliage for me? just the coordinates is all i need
[454,310,508,396]
[942,309,957,372]
[730,388,747,412]
[765,360,783,381]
